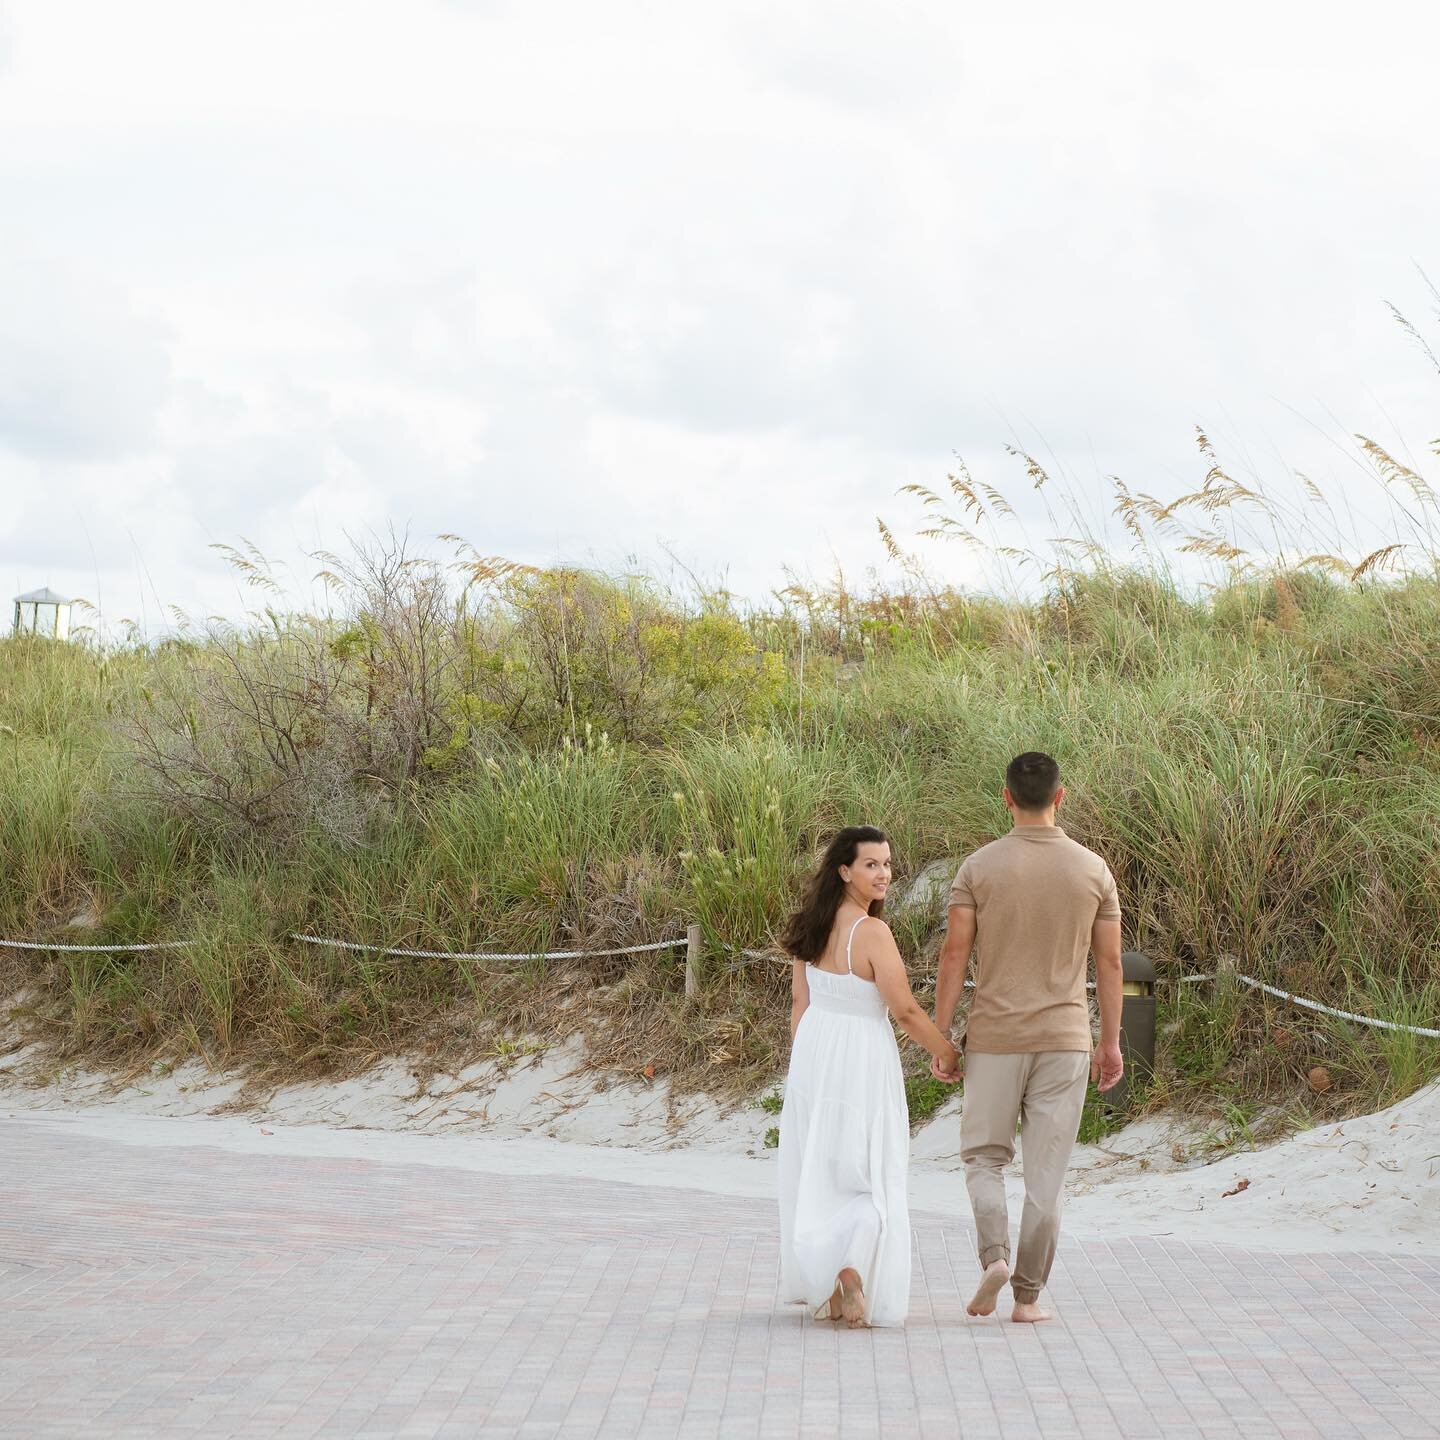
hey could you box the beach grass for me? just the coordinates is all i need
[3,431,1440,1128]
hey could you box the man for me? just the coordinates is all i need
[932,752,1124,1324]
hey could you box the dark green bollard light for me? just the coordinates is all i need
[1105,951,1156,1112]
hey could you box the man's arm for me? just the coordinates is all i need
[1090,917,1123,1091]
[931,904,976,1079]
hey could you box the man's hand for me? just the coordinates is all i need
[1090,1041,1123,1093]
[930,1049,963,1084]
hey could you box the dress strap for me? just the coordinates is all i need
[845,916,868,974]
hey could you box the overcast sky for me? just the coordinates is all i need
[2,0,1439,636]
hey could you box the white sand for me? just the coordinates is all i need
[0,1035,765,1151]
[3,1023,1436,1254]
[908,1085,1440,1252]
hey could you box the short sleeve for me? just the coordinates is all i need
[1096,863,1121,921]
[947,858,976,910]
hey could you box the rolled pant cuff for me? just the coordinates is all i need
[1012,1286,1040,1305]
[979,1245,1010,1268]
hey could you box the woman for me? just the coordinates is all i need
[777,826,961,1328]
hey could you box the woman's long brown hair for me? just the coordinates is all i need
[779,825,888,963]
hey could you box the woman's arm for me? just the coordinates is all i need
[864,924,961,1077]
[790,959,811,1039]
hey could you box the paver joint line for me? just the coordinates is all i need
[1,1115,1436,1439]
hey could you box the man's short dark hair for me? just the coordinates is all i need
[1006,752,1061,810]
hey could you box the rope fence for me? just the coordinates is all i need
[0,934,684,962]
[288,933,686,963]
[0,938,195,952]
[3,930,1437,1037]
[1230,973,1440,1039]
[1169,968,1440,1038]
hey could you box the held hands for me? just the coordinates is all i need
[1090,1041,1124,1093]
[930,1044,963,1084]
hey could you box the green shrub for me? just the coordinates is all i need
[4,525,1440,1120]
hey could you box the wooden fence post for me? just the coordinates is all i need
[685,923,701,998]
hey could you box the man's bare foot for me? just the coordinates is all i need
[966,1260,1010,1317]
[837,1268,867,1326]
[1010,1301,1053,1324]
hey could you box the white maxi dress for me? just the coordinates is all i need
[778,916,911,1327]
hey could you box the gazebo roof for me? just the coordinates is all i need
[14,588,73,605]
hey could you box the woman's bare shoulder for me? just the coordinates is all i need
[853,916,897,946]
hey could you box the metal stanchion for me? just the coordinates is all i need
[1106,950,1156,1111]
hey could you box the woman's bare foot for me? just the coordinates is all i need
[967,1259,1010,1317]
[837,1268,867,1326]
[1011,1301,1053,1324]
[824,1285,843,1321]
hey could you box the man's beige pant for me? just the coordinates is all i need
[960,1050,1089,1306]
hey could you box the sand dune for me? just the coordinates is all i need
[2,1030,1435,1254]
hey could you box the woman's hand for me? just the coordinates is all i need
[932,1043,962,1083]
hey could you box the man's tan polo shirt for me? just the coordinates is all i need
[947,825,1121,1054]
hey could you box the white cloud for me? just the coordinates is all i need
[0,0,1438,638]
[0,254,172,460]
[732,0,957,113]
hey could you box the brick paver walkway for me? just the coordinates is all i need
[1,1113,1438,1438]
